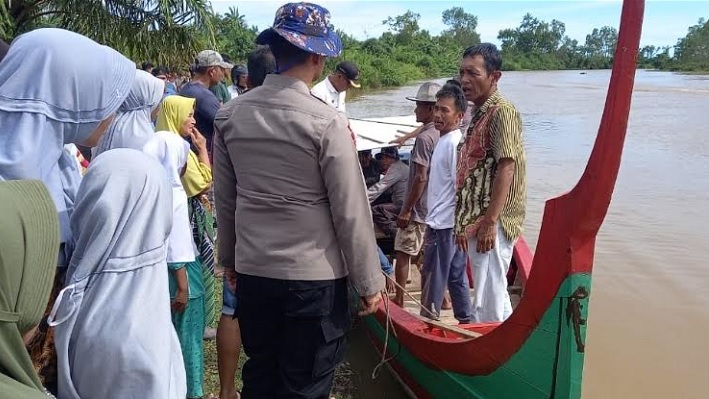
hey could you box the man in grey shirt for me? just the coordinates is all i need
[393,82,441,306]
[213,3,383,398]
[368,146,409,238]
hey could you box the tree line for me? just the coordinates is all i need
[1,2,707,89]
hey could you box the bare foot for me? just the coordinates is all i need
[441,293,452,310]
[393,295,405,307]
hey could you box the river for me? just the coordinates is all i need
[347,70,709,398]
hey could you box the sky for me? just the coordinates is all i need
[209,0,708,48]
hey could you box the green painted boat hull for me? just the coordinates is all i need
[364,274,591,399]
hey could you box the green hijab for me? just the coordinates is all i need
[0,181,60,398]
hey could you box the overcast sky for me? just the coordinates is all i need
[209,0,708,48]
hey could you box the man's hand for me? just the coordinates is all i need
[475,218,497,253]
[358,293,382,316]
[396,209,412,229]
[456,234,468,252]
[389,132,408,147]
[385,274,396,293]
[224,267,237,293]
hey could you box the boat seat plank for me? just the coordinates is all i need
[407,312,483,339]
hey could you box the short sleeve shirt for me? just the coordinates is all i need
[406,122,439,224]
[454,90,526,240]
[311,78,346,113]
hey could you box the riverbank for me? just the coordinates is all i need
[204,284,388,399]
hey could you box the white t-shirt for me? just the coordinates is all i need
[311,77,346,113]
[425,128,462,230]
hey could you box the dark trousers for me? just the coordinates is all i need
[420,228,473,322]
[372,202,400,238]
[236,274,350,399]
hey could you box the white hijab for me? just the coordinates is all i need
[49,148,187,399]
[0,28,135,249]
[94,70,165,156]
[143,131,196,263]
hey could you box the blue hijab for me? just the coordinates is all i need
[0,28,135,253]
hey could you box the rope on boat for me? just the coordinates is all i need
[370,271,439,379]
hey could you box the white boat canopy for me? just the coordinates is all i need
[349,115,419,152]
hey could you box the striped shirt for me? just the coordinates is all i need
[454,90,526,241]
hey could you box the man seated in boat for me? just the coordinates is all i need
[359,149,381,187]
[368,146,409,239]
[455,43,527,323]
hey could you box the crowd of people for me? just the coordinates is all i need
[0,1,526,399]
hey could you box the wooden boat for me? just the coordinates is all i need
[362,0,645,398]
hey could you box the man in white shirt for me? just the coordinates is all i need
[310,60,360,113]
[419,83,473,323]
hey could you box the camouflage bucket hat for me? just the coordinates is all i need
[195,50,234,69]
[256,2,342,57]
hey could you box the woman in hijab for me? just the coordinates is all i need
[154,95,213,399]
[49,149,187,399]
[93,69,165,157]
[0,180,60,399]
[0,28,136,390]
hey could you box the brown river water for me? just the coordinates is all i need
[346,70,709,398]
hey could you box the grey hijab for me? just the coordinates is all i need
[94,69,165,156]
[0,28,135,247]
[50,149,187,398]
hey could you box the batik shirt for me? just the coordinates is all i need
[454,90,527,241]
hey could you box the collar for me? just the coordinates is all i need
[475,89,503,115]
[421,121,437,132]
[440,128,461,138]
[324,76,339,94]
[263,74,312,95]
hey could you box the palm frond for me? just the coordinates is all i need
[4,0,216,65]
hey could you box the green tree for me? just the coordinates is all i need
[673,18,709,71]
[498,14,565,54]
[382,11,420,44]
[0,0,214,65]
[497,14,568,70]
[583,26,617,58]
[441,7,480,48]
[210,7,257,63]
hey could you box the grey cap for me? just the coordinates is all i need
[195,50,234,69]
[406,82,441,103]
[233,65,248,75]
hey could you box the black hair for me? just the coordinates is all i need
[246,46,276,87]
[152,66,168,77]
[192,62,210,75]
[445,79,461,88]
[462,43,502,74]
[247,46,276,88]
[141,61,154,71]
[221,53,232,63]
[268,33,312,73]
[436,83,467,114]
